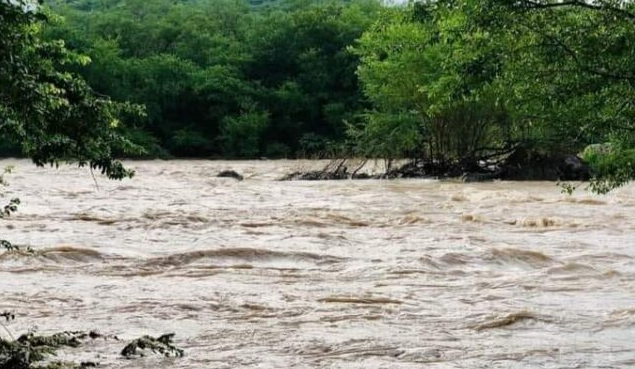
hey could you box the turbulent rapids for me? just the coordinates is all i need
[1,159,634,368]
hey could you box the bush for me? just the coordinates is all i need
[221,110,269,158]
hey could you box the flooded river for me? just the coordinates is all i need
[1,159,634,368]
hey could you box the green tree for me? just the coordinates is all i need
[351,2,510,164]
[247,0,381,155]
[466,0,635,190]
[1,0,138,252]
[1,0,139,179]
[352,0,635,190]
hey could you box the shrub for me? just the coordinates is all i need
[220,110,269,158]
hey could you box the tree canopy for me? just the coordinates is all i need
[43,0,382,158]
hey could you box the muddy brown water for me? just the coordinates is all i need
[0,159,634,368]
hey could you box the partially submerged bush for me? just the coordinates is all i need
[120,334,184,358]
[0,318,182,369]
[0,331,91,369]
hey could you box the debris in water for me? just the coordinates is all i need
[0,331,102,369]
[217,170,244,181]
[121,333,184,358]
[473,311,538,331]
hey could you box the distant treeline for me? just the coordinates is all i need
[41,0,382,159]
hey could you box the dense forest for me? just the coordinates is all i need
[42,0,383,158]
[2,0,635,192]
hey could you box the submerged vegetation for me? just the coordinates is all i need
[1,167,21,252]
[0,330,96,369]
[0,325,183,369]
[0,311,102,369]
[120,334,184,359]
[0,312,183,369]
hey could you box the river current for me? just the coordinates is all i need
[0,159,634,368]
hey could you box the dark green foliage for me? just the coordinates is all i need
[120,128,170,159]
[221,110,269,158]
[43,0,381,158]
[120,334,184,358]
[170,128,215,157]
